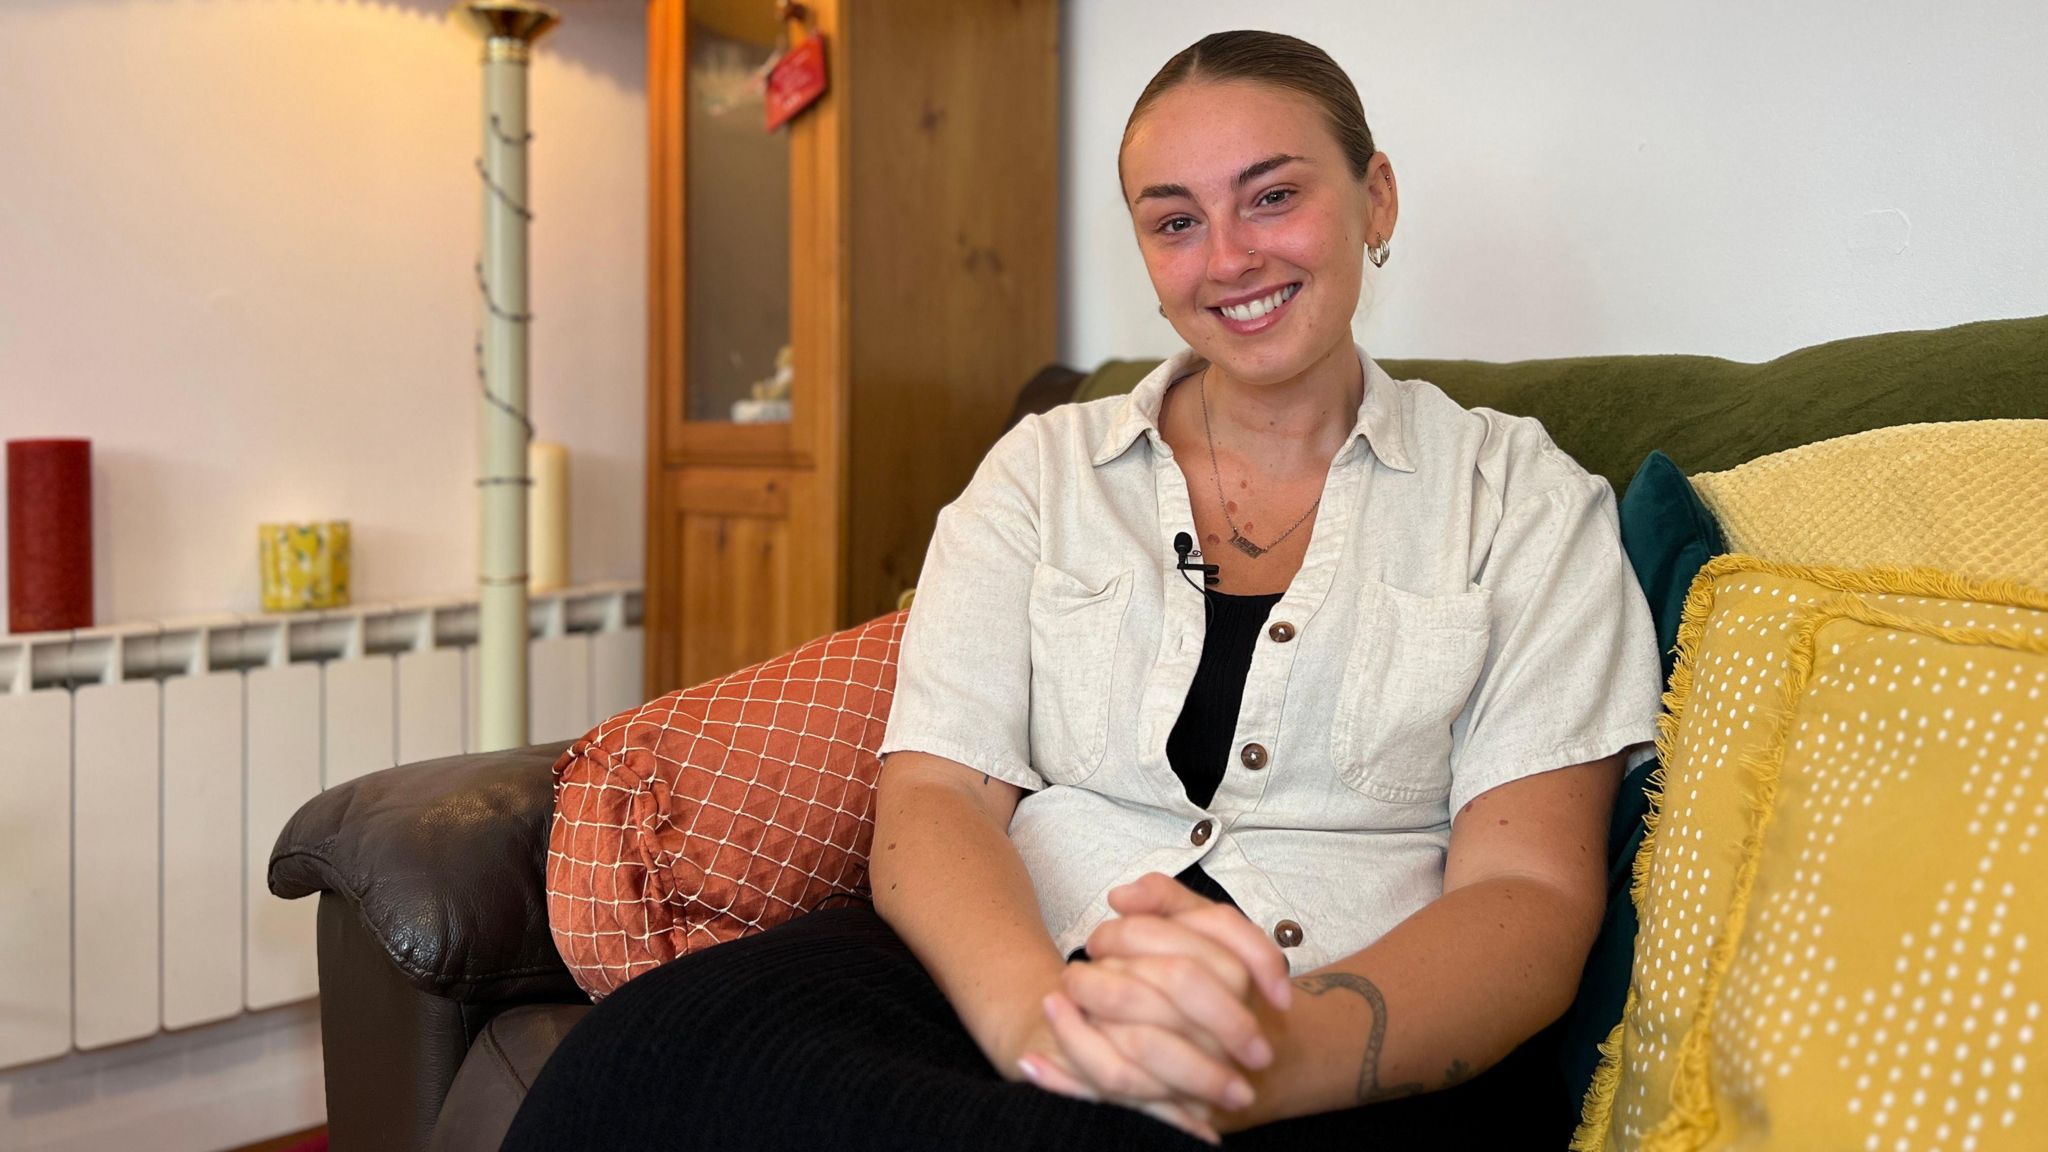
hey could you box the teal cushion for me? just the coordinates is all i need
[1550,450,1725,1111]
[1619,451,1726,685]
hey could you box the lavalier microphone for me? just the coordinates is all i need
[1173,531,1220,588]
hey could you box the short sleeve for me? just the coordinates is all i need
[1447,468,1664,817]
[876,417,1047,792]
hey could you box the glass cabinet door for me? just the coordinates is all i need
[683,7,792,426]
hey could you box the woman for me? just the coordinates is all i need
[505,29,1661,1150]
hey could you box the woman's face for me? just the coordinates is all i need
[1121,79,1393,386]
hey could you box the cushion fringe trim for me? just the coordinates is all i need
[1570,1009,1631,1151]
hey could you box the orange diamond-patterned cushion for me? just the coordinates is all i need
[547,611,906,999]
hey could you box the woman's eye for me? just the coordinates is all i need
[1256,188,1295,208]
[1157,216,1195,235]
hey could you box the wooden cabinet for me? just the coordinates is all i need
[644,0,1059,693]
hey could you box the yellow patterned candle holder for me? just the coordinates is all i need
[259,521,352,611]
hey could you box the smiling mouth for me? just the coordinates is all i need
[1210,282,1301,325]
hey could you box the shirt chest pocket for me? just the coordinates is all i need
[1027,564,1133,786]
[1329,579,1494,804]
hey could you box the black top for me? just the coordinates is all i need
[1169,589,1282,910]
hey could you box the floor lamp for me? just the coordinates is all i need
[463,0,558,751]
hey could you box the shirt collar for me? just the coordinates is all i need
[1090,343,1416,473]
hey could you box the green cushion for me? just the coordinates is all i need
[1072,315,2048,492]
[1071,358,1158,405]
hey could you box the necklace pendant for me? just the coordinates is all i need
[1229,532,1267,559]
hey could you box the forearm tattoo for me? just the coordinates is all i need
[1293,973,1429,1105]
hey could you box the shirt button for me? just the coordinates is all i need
[1190,819,1215,846]
[1273,919,1304,948]
[1239,743,1269,770]
[1267,620,1296,643]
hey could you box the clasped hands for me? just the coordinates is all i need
[1011,872,1295,1145]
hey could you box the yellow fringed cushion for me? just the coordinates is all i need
[1662,592,2048,1149]
[1689,420,2048,587]
[1575,557,2048,1151]
[1578,560,1829,1148]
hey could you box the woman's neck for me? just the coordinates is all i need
[1198,339,1364,470]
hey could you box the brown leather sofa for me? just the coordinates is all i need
[268,741,592,1152]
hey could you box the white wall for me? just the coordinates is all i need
[0,0,646,630]
[22,2,2036,632]
[1062,0,2048,366]
[0,3,643,1148]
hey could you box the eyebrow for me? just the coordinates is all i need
[1134,153,1308,203]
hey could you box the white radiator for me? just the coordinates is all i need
[0,583,643,1071]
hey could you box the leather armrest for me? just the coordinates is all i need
[268,740,584,1004]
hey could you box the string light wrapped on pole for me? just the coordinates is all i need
[462,0,558,751]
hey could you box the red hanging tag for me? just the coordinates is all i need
[764,3,827,131]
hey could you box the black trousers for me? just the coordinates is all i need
[504,900,1568,1151]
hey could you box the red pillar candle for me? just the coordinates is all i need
[7,439,94,633]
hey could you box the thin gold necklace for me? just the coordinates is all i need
[1198,366,1321,560]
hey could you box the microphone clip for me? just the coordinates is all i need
[1173,531,1220,588]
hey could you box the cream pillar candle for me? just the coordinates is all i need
[528,441,568,593]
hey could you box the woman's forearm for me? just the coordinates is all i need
[870,767,1065,1075]
[1216,873,1599,1132]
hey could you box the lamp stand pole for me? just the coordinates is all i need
[464,0,558,752]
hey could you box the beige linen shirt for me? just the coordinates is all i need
[877,344,1663,974]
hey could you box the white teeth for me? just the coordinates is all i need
[1218,283,1298,322]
